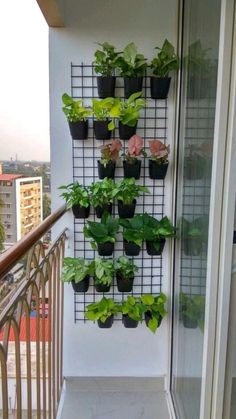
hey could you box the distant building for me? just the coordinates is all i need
[0,174,42,245]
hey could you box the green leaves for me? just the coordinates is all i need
[62,93,91,122]
[114,92,146,127]
[114,256,138,279]
[93,258,115,287]
[84,213,119,248]
[119,215,146,246]
[59,183,90,208]
[93,42,121,76]
[117,42,148,77]
[180,293,205,332]
[92,97,115,121]
[112,178,150,205]
[151,39,179,78]
[85,297,119,322]
[141,293,167,333]
[90,178,114,208]
[61,258,92,284]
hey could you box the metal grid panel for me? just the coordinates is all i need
[70,63,168,322]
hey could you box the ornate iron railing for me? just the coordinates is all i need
[0,205,67,418]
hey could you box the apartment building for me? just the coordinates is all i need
[0,174,42,244]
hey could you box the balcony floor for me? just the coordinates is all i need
[59,377,170,419]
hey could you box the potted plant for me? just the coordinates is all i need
[89,178,114,218]
[93,42,120,98]
[121,296,143,328]
[59,182,90,218]
[112,178,150,218]
[181,217,207,256]
[117,42,147,98]
[142,213,176,255]
[61,257,92,293]
[119,214,145,255]
[150,39,179,99]
[122,135,146,179]
[114,256,138,292]
[85,297,119,328]
[62,93,91,140]
[84,213,119,256]
[97,139,122,179]
[140,293,167,333]
[92,97,114,139]
[92,258,114,292]
[148,140,170,180]
[180,293,205,330]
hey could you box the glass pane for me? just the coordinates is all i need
[171,0,222,418]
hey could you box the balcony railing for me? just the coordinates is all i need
[0,205,67,418]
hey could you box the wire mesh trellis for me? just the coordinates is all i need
[70,63,168,322]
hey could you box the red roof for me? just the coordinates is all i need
[0,174,23,181]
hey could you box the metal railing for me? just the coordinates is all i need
[0,205,67,418]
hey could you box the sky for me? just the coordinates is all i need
[0,0,49,162]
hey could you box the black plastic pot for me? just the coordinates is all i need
[149,160,168,180]
[183,237,203,256]
[145,312,162,328]
[95,282,111,293]
[98,315,114,328]
[97,242,114,256]
[97,160,116,179]
[150,77,171,99]
[72,204,90,219]
[182,315,198,329]
[146,239,166,256]
[124,77,143,99]
[124,240,141,256]
[94,120,112,140]
[123,160,141,179]
[118,199,136,218]
[97,76,116,98]
[71,276,90,293]
[95,203,112,218]
[68,120,88,140]
[123,314,138,328]
[116,272,134,292]
[119,122,137,140]
[184,157,206,180]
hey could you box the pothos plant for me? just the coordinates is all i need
[117,42,148,77]
[119,214,145,247]
[114,256,138,279]
[109,92,146,130]
[140,293,167,333]
[121,296,144,322]
[84,213,119,249]
[93,42,120,76]
[89,178,114,208]
[91,258,115,287]
[149,140,170,165]
[59,183,90,208]
[142,213,176,251]
[85,297,120,323]
[123,135,146,164]
[61,258,93,284]
[112,178,150,205]
[62,93,91,122]
[151,39,179,78]
[92,97,114,121]
[99,139,122,167]
[180,293,205,332]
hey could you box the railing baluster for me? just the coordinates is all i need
[24,300,32,419]
[12,318,22,419]
[48,258,52,419]
[0,344,8,419]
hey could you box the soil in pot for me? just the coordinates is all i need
[71,276,90,293]
[72,204,90,219]
[98,315,114,328]
[183,237,203,256]
[149,160,169,180]
[69,120,89,140]
[97,160,116,179]
[150,77,171,100]
[116,272,134,292]
[94,120,112,140]
[182,315,198,329]
[97,76,116,98]
[97,242,114,256]
[145,312,162,328]
[124,77,143,99]
[95,282,111,293]
[124,240,141,256]
[123,314,138,328]
[146,239,166,256]
[119,122,137,140]
[118,199,136,218]
[123,160,141,179]
[95,203,112,218]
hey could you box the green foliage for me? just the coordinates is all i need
[85,297,120,323]
[114,256,138,279]
[92,97,114,121]
[140,293,167,333]
[121,296,144,322]
[151,39,179,78]
[180,293,205,332]
[181,216,208,240]
[119,214,145,246]
[142,214,176,251]
[187,40,211,76]
[43,193,51,219]
[61,258,93,284]
[89,178,114,208]
[59,183,90,208]
[84,213,119,249]
[0,220,5,252]
[93,42,120,76]
[91,258,115,287]
[62,93,91,122]
[112,178,150,205]
[117,42,147,77]
[109,92,145,130]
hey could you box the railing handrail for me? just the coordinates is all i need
[0,204,67,279]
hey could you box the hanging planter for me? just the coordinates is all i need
[68,120,89,140]
[150,77,171,100]
[118,199,136,218]
[97,140,122,179]
[97,160,116,179]
[182,315,198,329]
[62,93,91,140]
[85,296,119,328]
[97,76,116,98]
[72,204,90,219]
[145,311,162,328]
[123,314,138,328]
[97,242,114,256]
[95,282,111,293]
[146,239,166,256]
[94,120,112,140]
[84,214,119,256]
[124,77,143,99]
[123,160,141,179]
[149,160,168,180]
[183,236,203,256]
[116,272,134,292]
[119,122,137,140]
[124,239,141,256]
[98,315,114,328]
[95,203,112,218]
[71,276,90,293]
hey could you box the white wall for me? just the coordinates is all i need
[49,0,178,377]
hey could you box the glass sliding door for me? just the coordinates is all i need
[171,0,222,418]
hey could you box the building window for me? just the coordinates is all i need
[7,215,10,219]
[6,204,10,208]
